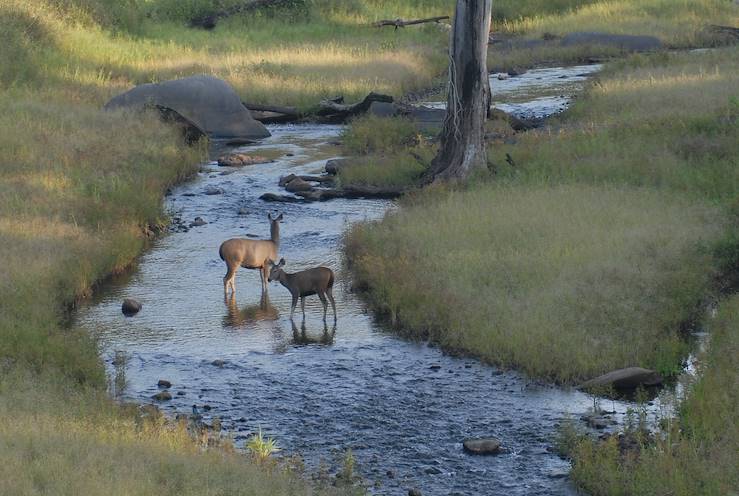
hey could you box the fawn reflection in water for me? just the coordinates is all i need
[291,319,335,346]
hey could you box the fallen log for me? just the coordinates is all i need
[315,92,394,123]
[243,102,301,124]
[373,16,450,29]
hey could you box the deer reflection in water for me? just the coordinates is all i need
[291,319,335,346]
[223,292,279,328]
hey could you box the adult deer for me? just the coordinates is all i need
[267,258,337,323]
[219,213,282,295]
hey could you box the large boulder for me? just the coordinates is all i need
[560,32,662,52]
[578,367,663,391]
[104,75,270,140]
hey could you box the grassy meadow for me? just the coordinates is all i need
[0,0,453,493]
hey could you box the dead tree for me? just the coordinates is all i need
[424,0,493,183]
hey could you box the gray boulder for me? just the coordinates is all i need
[579,367,663,391]
[463,437,501,455]
[105,75,270,140]
[285,177,313,193]
[561,32,661,52]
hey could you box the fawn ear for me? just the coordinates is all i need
[276,213,283,221]
[279,258,286,267]
[267,213,273,221]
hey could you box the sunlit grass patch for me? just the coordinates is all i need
[347,183,724,383]
[494,48,739,203]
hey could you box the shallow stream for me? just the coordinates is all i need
[77,65,662,496]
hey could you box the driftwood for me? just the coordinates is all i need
[373,16,450,29]
[315,92,394,123]
[190,0,293,29]
[243,102,301,124]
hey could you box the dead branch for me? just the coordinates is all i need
[373,16,450,30]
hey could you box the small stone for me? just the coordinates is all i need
[177,391,186,396]
[204,186,224,195]
[122,298,142,316]
[463,437,501,455]
[189,217,207,227]
[237,207,249,216]
[386,469,396,479]
[409,489,422,496]
[151,391,172,401]
[202,404,212,411]
[425,467,442,475]
[211,359,226,367]
[429,364,441,370]
[157,379,172,388]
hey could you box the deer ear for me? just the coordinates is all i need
[267,258,275,266]
[279,258,286,266]
[267,213,273,221]
[276,213,283,221]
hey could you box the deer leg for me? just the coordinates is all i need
[318,292,328,322]
[224,265,237,295]
[326,287,337,323]
[261,265,269,293]
[290,295,298,321]
[300,297,306,319]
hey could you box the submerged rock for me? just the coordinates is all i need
[217,153,271,167]
[463,437,501,455]
[189,217,207,227]
[104,75,270,140]
[578,367,663,391]
[157,379,172,388]
[151,391,172,401]
[121,298,142,316]
[204,186,224,195]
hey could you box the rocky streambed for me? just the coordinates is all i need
[76,65,674,495]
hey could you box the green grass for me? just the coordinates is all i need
[347,184,724,383]
[565,294,739,496]
[346,47,739,384]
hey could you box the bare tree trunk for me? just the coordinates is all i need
[424,0,492,183]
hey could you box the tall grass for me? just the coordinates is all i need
[347,184,724,383]
[567,295,739,495]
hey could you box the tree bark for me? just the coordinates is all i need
[424,0,492,183]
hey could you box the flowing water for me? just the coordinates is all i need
[76,65,663,495]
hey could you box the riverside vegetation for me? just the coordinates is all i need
[2,0,736,493]
[0,0,452,493]
[343,3,738,495]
